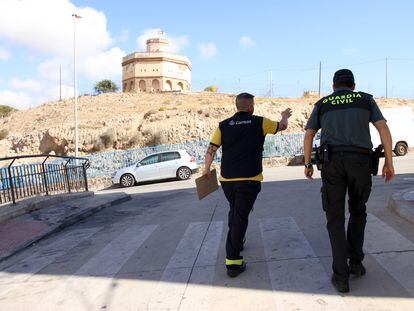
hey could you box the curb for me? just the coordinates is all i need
[388,189,414,225]
[0,192,94,224]
[0,193,131,263]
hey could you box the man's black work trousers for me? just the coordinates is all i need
[221,181,261,260]
[321,152,372,280]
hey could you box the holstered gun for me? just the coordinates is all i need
[314,144,330,171]
[371,144,384,176]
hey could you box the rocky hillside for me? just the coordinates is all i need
[0,92,413,157]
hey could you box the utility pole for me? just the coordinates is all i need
[269,69,273,98]
[59,64,62,101]
[385,57,388,99]
[318,61,322,97]
[72,13,82,158]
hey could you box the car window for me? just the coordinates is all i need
[160,152,181,162]
[140,154,159,166]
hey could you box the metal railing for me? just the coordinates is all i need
[0,155,90,205]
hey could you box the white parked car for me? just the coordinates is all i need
[112,150,199,187]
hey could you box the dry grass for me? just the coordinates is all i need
[0,91,413,157]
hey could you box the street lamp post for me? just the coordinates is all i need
[72,13,82,158]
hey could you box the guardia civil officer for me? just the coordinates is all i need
[203,92,292,277]
[303,69,395,293]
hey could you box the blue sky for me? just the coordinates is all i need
[1,0,414,109]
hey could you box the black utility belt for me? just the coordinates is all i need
[329,145,372,155]
[314,144,384,176]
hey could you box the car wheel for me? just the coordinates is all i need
[394,142,408,156]
[120,173,135,187]
[177,166,191,180]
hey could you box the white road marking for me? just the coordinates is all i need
[260,217,347,310]
[179,221,224,311]
[32,224,158,311]
[148,221,223,311]
[0,227,102,296]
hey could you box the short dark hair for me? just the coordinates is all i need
[236,92,254,110]
[333,69,355,88]
[236,92,254,101]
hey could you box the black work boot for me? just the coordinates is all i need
[226,258,246,278]
[349,260,366,277]
[331,274,350,293]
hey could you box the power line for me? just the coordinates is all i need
[192,57,414,98]
[387,58,414,61]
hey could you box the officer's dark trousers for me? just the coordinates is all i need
[321,152,372,279]
[221,181,261,260]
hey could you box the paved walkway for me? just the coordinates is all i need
[0,154,413,310]
[0,192,130,261]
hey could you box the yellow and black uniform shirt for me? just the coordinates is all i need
[210,111,279,182]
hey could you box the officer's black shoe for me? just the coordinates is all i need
[331,274,350,293]
[226,262,246,278]
[349,261,366,277]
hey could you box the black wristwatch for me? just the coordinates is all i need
[304,163,313,169]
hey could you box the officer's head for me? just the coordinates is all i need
[333,69,355,91]
[236,92,255,114]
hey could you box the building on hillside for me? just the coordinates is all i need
[122,36,192,93]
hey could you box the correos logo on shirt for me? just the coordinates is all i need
[229,120,252,126]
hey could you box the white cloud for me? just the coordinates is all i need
[10,78,43,92]
[80,47,125,80]
[136,28,189,53]
[0,82,75,109]
[0,90,32,109]
[239,36,255,49]
[0,0,112,58]
[198,43,218,59]
[37,58,71,82]
[117,29,129,43]
[0,1,125,108]
[0,47,11,60]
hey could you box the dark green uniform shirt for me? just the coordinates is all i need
[305,89,385,149]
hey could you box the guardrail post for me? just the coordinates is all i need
[64,160,71,193]
[82,163,89,192]
[42,156,49,196]
[7,159,16,204]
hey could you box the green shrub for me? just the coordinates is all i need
[204,85,218,92]
[0,129,8,140]
[0,105,16,118]
[92,140,105,152]
[128,132,143,147]
[145,131,167,147]
[158,107,166,112]
[99,128,116,148]
[94,80,119,94]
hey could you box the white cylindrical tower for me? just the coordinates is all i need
[146,38,169,52]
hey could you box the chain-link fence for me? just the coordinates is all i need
[86,134,304,178]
